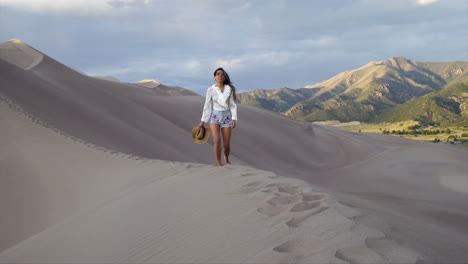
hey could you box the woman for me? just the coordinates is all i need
[198,68,238,166]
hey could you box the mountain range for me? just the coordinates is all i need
[238,57,468,126]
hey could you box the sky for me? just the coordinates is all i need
[1,0,467,94]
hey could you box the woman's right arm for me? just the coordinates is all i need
[199,88,212,127]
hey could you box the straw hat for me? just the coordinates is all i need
[192,126,211,144]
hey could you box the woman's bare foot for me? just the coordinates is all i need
[224,156,231,164]
[216,161,224,166]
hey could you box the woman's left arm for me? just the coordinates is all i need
[230,95,237,128]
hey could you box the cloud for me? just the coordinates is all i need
[214,58,244,71]
[0,0,152,15]
[182,60,203,74]
[415,0,439,6]
[1,0,466,94]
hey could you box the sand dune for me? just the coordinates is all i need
[136,79,161,87]
[0,101,418,263]
[1,39,468,263]
[136,79,199,96]
[0,39,43,70]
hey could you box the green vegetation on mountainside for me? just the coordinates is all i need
[238,57,468,126]
[374,78,468,126]
[237,87,318,112]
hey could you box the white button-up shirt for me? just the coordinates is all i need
[201,84,238,122]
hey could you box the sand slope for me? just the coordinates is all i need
[1,39,468,263]
[0,39,385,168]
[0,101,420,264]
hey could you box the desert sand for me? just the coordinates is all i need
[0,101,417,263]
[1,39,468,263]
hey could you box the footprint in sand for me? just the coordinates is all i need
[261,186,277,193]
[272,238,315,255]
[261,183,279,193]
[238,181,266,194]
[285,206,329,228]
[289,201,322,212]
[239,187,260,194]
[278,186,300,195]
[271,241,305,263]
[240,172,257,177]
[273,240,294,253]
[287,192,325,213]
[263,183,300,195]
[257,204,285,216]
[335,246,384,264]
[183,164,198,169]
[267,195,300,206]
[242,181,264,187]
[301,193,324,201]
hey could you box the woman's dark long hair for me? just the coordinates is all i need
[214,67,237,101]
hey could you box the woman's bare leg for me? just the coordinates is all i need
[222,127,232,164]
[210,123,223,166]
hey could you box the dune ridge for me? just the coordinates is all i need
[137,79,161,87]
[0,39,44,70]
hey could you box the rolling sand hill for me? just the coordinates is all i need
[1,39,468,263]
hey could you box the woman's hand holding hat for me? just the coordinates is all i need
[192,125,210,144]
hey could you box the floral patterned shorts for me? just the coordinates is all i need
[210,110,232,128]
